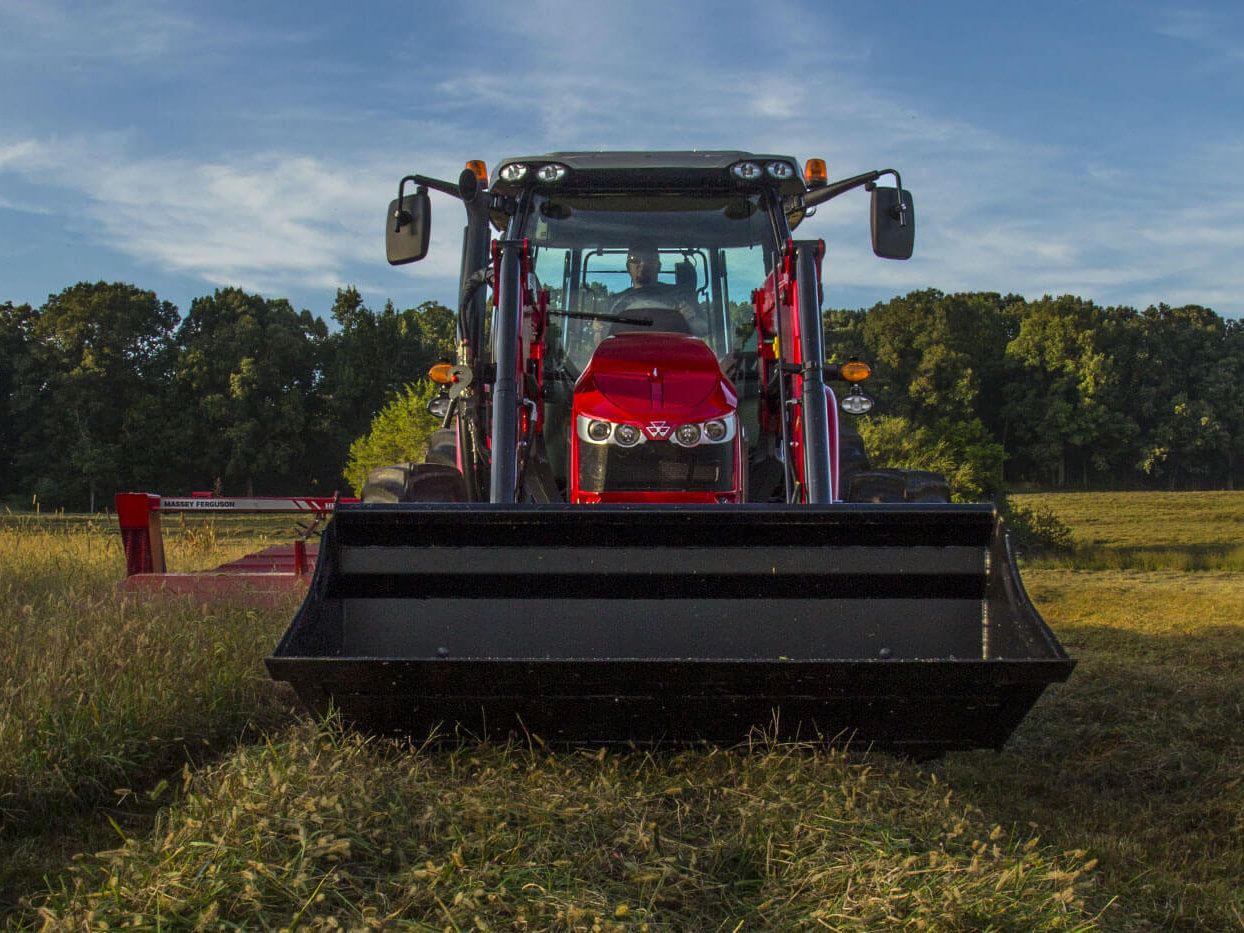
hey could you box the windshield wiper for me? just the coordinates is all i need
[548,310,652,326]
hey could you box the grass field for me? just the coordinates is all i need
[2,495,1242,929]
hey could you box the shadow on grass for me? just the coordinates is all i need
[934,623,1244,929]
[0,685,300,922]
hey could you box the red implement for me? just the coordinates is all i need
[115,492,350,606]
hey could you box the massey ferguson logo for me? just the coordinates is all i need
[645,421,671,439]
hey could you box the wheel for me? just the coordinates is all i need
[837,430,871,493]
[846,469,950,504]
[361,463,467,503]
[426,428,458,467]
[846,470,907,503]
[903,470,952,503]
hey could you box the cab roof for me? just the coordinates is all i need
[490,150,808,198]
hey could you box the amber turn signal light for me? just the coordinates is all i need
[465,160,488,183]
[839,361,871,383]
[428,363,457,384]
[804,158,827,187]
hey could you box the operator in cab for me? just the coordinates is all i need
[610,246,707,336]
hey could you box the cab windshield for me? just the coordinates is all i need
[523,191,778,371]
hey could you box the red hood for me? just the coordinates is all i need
[575,332,736,420]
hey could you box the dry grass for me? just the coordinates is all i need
[35,722,1098,931]
[0,516,298,916]
[938,570,1244,929]
[3,496,1243,929]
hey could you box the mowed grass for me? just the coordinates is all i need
[1,494,1242,929]
[1014,490,1244,571]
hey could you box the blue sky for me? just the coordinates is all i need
[2,0,1242,320]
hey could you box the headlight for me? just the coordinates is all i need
[840,388,874,416]
[670,415,736,447]
[614,424,642,447]
[499,163,528,183]
[765,161,795,179]
[673,423,702,447]
[730,161,763,181]
[536,163,567,183]
[577,414,735,446]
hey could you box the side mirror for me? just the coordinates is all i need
[386,188,431,265]
[870,186,914,260]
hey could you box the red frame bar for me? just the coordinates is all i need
[113,492,357,578]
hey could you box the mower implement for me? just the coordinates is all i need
[267,151,1074,751]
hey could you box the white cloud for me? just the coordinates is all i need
[0,0,318,67]
[0,135,465,298]
[1155,8,1244,63]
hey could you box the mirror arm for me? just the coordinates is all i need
[797,168,908,225]
[863,169,908,227]
[405,173,461,199]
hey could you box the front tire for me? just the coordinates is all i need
[846,469,950,503]
[361,462,467,503]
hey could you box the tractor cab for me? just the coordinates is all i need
[517,188,773,502]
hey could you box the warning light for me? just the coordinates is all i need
[839,361,872,383]
[428,363,456,384]
[804,158,827,187]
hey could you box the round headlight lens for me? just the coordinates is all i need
[674,423,702,446]
[840,390,875,416]
[499,163,528,183]
[704,419,728,442]
[614,424,642,447]
[536,163,567,183]
[730,161,763,181]
[766,161,795,179]
[587,419,612,442]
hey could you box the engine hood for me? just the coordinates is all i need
[574,333,737,421]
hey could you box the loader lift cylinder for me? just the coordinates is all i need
[490,240,524,503]
[794,240,833,503]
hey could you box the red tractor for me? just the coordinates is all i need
[267,152,1072,754]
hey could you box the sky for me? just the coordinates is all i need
[1,0,1242,321]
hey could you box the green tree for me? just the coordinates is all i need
[861,289,1021,434]
[0,302,38,501]
[20,283,180,510]
[318,289,456,479]
[1128,304,1239,488]
[857,414,1005,502]
[1002,296,1139,487]
[342,382,440,496]
[175,288,326,496]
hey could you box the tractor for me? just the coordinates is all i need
[267,151,1073,754]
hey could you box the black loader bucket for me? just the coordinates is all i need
[266,503,1073,754]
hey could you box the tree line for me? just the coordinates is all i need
[0,283,453,511]
[825,290,1244,496]
[2,281,1241,512]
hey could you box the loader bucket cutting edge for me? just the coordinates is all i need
[265,503,1074,752]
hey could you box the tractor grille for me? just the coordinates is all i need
[579,440,733,493]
